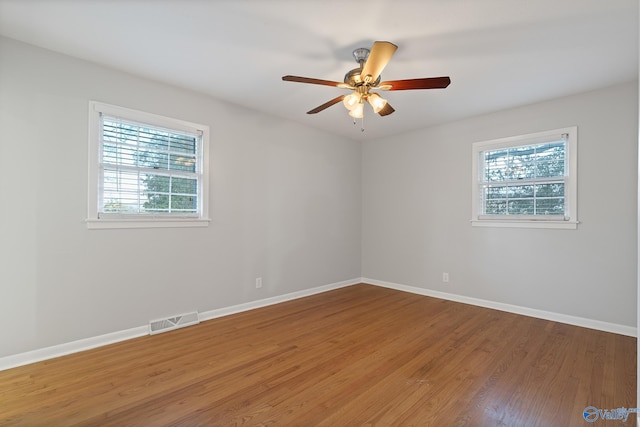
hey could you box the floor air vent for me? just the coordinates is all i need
[149,311,199,335]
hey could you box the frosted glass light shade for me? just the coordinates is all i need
[343,93,360,111]
[349,102,364,118]
[367,93,388,113]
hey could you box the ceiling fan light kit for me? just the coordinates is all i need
[348,102,364,119]
[282,41,451,131]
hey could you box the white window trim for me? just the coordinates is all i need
[87,101,210,229]
[471,126,578,229]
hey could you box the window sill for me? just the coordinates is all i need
[86,218,211,230]
[470,219,578,229]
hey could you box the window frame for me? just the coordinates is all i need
[471,126,578,229]
[87,101,210,229]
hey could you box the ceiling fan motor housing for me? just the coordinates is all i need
[345,47,382,87]
[344,67,381,87]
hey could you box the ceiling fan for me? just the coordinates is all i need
[282,41,451,121]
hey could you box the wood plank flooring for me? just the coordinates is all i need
[0,284,636,426]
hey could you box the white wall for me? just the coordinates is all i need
[363,81,638,327]
[0,37,362,358]
[1,35,637,361]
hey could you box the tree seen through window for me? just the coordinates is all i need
[481,140,566,216]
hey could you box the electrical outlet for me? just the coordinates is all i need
[442,272,450,283]
[255,277,263,289]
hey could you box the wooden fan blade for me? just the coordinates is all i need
[282,75,342,87]
[360,41,397,84]
[379,77,451,91]
[307,95,345,114]
[377,103,395,117]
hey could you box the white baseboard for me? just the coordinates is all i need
[0,278,361,371]
[0,326,149,372]
[2,276,634,371]
[363,278,637,337]
[198,278,358,322]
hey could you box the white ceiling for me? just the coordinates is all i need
[0,0,637,141]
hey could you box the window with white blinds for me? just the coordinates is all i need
[471,127,578,229]
[88,102,210,229]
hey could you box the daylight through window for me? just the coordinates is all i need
[88,102,210,229]
[471,127,577,229]
[101,117,200,214]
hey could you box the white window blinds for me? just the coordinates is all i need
[471,127,578,229]
[99,114,203,216]
[479,136,567,218]
[88,101,210,229]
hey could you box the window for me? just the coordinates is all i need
[471,127,578,229]
[87,102,210,229]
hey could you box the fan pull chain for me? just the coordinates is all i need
[352,115,365,132]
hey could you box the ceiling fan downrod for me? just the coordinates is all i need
[352,47,369,65]
[344,47,382,88]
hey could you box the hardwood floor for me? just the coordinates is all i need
[0,284,636,426]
